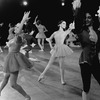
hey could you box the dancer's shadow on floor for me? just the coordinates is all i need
[67,84,82,97]
[39,81,82,98]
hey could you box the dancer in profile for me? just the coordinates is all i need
[38,20,75,85]
[21,29,35,58]
[0,23,4,53]
[79,13,100,100]
[33,16,48,51]
[7,23,15,40]
[0,37,3,53]
[4,23,16,49]
[0,11,32,100]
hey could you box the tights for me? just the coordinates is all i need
[80,62,100,93]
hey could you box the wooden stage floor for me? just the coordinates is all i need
[0,44,100,100]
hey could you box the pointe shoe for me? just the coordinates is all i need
[61,81,66,85]
[82,91,88,100]
[0,50,3,53]
[25,95,31,100]
[38,75,44,82]
[39,49,44,52]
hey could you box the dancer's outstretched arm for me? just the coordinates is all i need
[65,21,75,36]
[33,15,38,25]
[15,11,30,35]
[43,25,48,32]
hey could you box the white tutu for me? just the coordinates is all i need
[50,44,73,57]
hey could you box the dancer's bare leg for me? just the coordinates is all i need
[0,73,10,96]
[82,91,88,100]
[10,71,31,100]
[37,39,43,51]
[0,46,3,52]
[38,54,55,81]
[41,39,44,50]
[58,57,66,85]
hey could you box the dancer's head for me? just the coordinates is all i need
[14,23,22,34]
[86,13,92,19]
[58,20,67,29]
[36,20,41,25]
[85,13,93,26]
[9,23,15,28]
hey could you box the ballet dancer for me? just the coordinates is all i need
[0,23,4,53]
[33,16,48,51]
[0,11,32,100]
[7,23,15,40]
[38,20,75,85]
[79,13,100,100]
[0,37,3,53]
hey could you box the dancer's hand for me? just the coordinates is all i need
[69,22,75,30]
[46,38,50,42]
[22,11,30,22]
[50,47,54,54]
[0,23,4,27]
[33,15,38,24]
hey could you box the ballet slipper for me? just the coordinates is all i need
[82,91,88,100]
[25,95,31,100]
[39,49,44,52]
[61,81,66,85]
[38,74,45,82]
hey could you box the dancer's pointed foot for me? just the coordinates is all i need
[38,74,44,82]
[39,49,44,52]
[61,81,66,85]
[25,95,31,100]
[0,51,3,53]
[82,91,87,100]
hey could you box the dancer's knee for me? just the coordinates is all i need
[83,84,90,94]
[10,82,17,88]
[4,73,10,80]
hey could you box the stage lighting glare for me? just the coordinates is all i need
[61,2,65,6]
[23,1,28,6]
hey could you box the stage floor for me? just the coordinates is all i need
[0,44,100,100]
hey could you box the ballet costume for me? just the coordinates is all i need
[3,36,33,73]
[35,25,46,39]
[50,30,73,57]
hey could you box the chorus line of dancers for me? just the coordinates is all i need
[0,1,100,100]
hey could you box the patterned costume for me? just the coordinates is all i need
[79,28,98,65]
[79,25,100,93]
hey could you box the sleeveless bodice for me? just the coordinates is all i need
[37,25,44,33]
[54,30,69,45]
[8,36,23,53]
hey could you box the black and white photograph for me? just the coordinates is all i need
[0,0,100,100]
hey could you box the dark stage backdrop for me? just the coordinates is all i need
[0,0,100,45]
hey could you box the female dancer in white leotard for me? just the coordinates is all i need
[38,20,75,85]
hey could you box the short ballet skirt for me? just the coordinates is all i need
[35,32,46,39]
[3,52,33,73]
[50,44,73,57]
